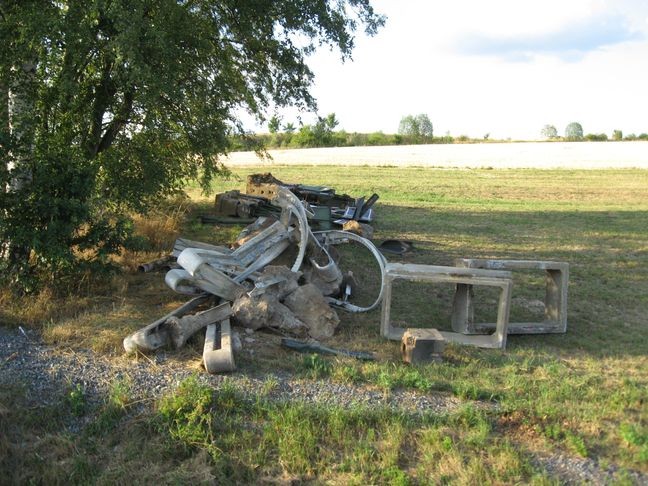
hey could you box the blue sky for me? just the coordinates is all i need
[262,0,648,140]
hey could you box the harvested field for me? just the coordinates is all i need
[224,141,648,169]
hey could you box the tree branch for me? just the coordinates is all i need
[94,88,133,156]
[86,59,114,156]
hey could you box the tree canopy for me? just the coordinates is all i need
[565,122,584,141]
[0,0,384,289]
[398,114,433,140]
[541,124,558,140]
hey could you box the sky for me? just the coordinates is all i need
[262,0,648,140]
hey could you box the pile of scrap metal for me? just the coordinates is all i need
[124,186,387,373]
[208,173,378,236]
[126,174,570,370]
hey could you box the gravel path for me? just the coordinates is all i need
[0,326,459,415]
[2,325,646,484]
[529,450,647,485]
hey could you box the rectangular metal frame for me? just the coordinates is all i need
[454,259,569,334]
[381,263,514,349]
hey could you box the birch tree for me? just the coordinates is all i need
[0,0,384,291]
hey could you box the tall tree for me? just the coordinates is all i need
[414,114,433,138]
[0,0,384,289]
[398,113,433,141]
[268,116,282,134]
[565,122,584,141]
[541,124,558,140]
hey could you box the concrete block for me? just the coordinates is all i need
[454,259,568,334]
[381,263,513,349]
[401,328,446,364]
[203,319,235,373]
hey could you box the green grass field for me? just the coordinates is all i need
[2,166,647,484]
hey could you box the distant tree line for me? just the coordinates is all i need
[232,113,496,151]
[232,115,648,152]
[541,123,648,142]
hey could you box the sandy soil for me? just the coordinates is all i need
[223,141,648,169]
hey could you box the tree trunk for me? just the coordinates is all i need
[4,61,36,271]
[1,67,10,261]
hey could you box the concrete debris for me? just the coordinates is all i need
[123,294,211,353]
[232,216,278,248]
[382,263,513,349]
[401,328,446,364]
[246,172,356,210]
[215,190,277,219]
[302,249,344,297]
[232,331,243,352]
[454,258,569,335]
[284,283,340,340]
[167,302,232,349]
[203,320,235,373]
[172,238,230,258]
[232,294,308,334]
[216,172,376,229]
[126,177,568,375]
[177,248,247,301]
[251,265,301,300]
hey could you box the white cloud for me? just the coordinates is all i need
[264,0,648,140]
[455,14,643,61]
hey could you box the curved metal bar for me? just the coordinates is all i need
[272,187,319,273]
[313,230,387,313]
[164,268,204,295]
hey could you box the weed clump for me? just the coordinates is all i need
[157,376,217,457]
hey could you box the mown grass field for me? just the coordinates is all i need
[2,166,647,484]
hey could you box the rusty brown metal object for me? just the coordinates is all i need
[342,220,374,239]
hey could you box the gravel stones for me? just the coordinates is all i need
[0,326,455,416]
